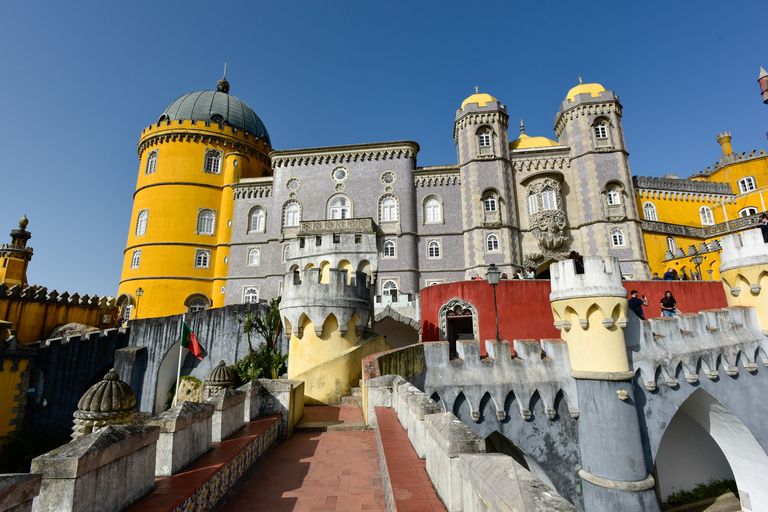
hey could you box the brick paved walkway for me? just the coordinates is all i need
[221,406,385,512]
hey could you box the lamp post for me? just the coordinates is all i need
[135,287,144,319]
[691,255,704,281]
[486,264,501,341]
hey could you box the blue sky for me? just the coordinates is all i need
[0,1,765,297]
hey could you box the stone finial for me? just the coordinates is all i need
[72,369,136,439]
[201,360,236,400]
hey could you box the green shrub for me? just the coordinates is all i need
[666,478,738,506]
[230,344,289,386]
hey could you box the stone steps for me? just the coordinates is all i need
[340,395,362,407]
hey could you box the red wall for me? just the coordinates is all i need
[420,279,728,355]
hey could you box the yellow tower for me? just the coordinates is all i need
[117,77,272,319]
[719,227,768,334]
[0,216,33,287]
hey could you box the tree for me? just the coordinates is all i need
[240,297,282,351]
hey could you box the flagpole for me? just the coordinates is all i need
[173,313,185,407]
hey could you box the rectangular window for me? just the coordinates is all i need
[479,133,491,147]
[738,177,757,194]
[527,194,538,215]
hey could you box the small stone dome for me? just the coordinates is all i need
[18,215,28,228]
[77,369,136,413]
[158,82,271,145]
[206,360,235,386]
[565,81,605,102]
[461,92,498,110]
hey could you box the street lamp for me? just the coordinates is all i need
[135,287,144,319]
[485,264,502,341]
[691,255,704,281]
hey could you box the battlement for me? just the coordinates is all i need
[627,306,767,391]
[422,338,579,422]
[0,284,115,309]
[719,228,768,273]
[280,268,373,337]
[550,256,626,302]
[632,175,734,195]
[139,118,269,146]
[691,148,768,178]
[287,229,378,267]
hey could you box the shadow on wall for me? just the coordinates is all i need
[373,317,418,349]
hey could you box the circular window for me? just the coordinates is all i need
[332,167,349,182]
[381,172,396,185]
[211,115,224,124]
[287,178,300,191]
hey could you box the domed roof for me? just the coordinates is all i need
[461,92,498,110]
[509,121,561,150]
[159,81,271,146]
[565,80,606,102]
[206,360,235,386]
[77,369,136,413]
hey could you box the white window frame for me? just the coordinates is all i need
[527,194,539,215]
[541,188,557,211]
[243,286,259,304]
[284,202,300,227]
[188,298,207,312]
[249,207,266,233]
[739,207,759,217]
[425,280,444,287]
[699,206,714,225]
[427,239,442,259]
[737,176,757,194]
[130,249,141,269]
[247,248,260,266]
[424,197,442,224]
[194,249,211,269]
[594,122,608,139]
[610,228,625,247]
[382,280,398,296]
[135,209,148,237]
[383,240,396,258]
[196,209,216,235]
[643,202,658,221]
[486,233,500,252]
[329,195,352,220]
[666,237,676,254]
[145,150,157,175]
[606,189,621,206]
[203,149,222,174]
[283,245,290,263]
[478,131,492,148]
[380,196,398,222]
[484,195,497,212]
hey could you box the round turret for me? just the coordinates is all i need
[71,369,136,439]
[201,360,236,400]
[564,79,605,102]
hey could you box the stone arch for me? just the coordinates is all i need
[338,259,353,284]
[373,305,420,348]
[184,293,211,313]
[116,293,135,320]
[319,260,331,284]
[654,388,768,508]
[153,340,197,415]
[485,431,559,492]
[438,298,479,342]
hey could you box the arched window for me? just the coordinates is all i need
[283,245,290,262]
[610,228,625,247]
[135,210,148,237]
[188,298,207,312]
[380,196,398,222]
[699,206,714,225]
[541,187,557,210]
[606,188,621,205]
[739,207,758,217]
[643,202,658,221]
[486,233,499,252]
[484,194,497,212]
[527,194,538,215]
[382,280,398,298]
[284,202,300,227]
[197,209,216,235]
[145,151,157,175]
[194,249,210,269]
[249,207,266,232]
[428,240,441,258]
[478,128,492,148]
[383,240,396,258]
[131,249,141,269]
[243,287,259,303]
[204,150,221,174]
[667,237,676,254]
[328,196,350,220]
[594,122,608,139]
[247,248,260,266]
[424,197,442,223]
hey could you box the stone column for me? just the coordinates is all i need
[550,256,659,511]
[719,228,768,335]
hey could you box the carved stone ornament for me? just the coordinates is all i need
[532,210,568,251]
[71,369,136,439]
[438,298,478,342]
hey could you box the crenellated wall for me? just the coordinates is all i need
[0,284,117,344]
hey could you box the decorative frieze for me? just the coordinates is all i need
[413,167,460,187]
[233,184,272,200]
[633,176,733,196]
[511,155,570,173]
[272,144,417,169]
[297,217,376,235]
[641,215,762,239]
[453,112,509,142]
[554,102,623,137]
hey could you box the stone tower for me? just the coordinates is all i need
[719,227,768,334]
[0,216,33,287]
[117,76,272,320]
[454,91,520,277]
[280,236,391,404]
[554,81,650,279]
[550,256,659,511]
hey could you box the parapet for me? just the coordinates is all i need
[0,284,116,309]
[549,256,626,302]
[632,175,734,195]
[719,228,768,273]
[280,268,373,337]
[691,148,768,178]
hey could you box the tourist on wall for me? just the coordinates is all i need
[628,290,649,320]
[569,251,584,274]
[651,272,662,280]
[759,213,768,242]
[660,291,677,317]
[663,268,677,280]
[524,266,536,279]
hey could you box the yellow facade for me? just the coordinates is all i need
[117,118,271,319]
[721,264,768,333]
[0,358,28,436]
[638,133,768,279]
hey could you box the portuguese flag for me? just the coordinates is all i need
[181,322,203,360]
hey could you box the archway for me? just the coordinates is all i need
[153,341,197,415]
[655,388,768,510]
[485,431,559,493]
[438,298,478,357]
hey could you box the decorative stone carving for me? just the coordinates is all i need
[71,369,136,439]
[533,210,568,251]
[438,298,479,342]
[201,360,236,401]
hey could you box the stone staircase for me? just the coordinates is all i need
[295,380,366,431]
[340,380,363,407]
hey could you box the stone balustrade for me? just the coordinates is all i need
[254,378,305,439]
[205,388,246,443]
[0,474,42,512]
[238,380,263,422]
[147,401,214,476]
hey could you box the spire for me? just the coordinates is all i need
[519,118,525,134]
[759,66,768,105]
[578,75,583,85]
[475,84,479,94]
[760,66,768,79]
[217,62,230,94]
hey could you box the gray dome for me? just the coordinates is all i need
[77,369,136,413]
[206,360,235,386]
[158,89,271,146]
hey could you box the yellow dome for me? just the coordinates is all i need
[509,133,560,150]
[565,82,605,102]
[461,93,498,110]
